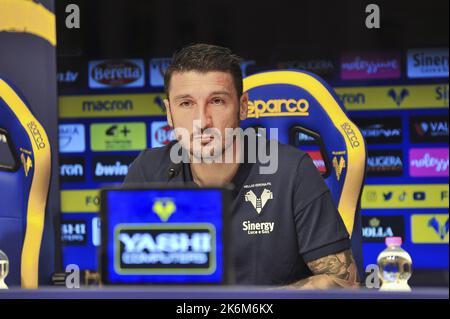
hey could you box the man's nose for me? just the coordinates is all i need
[196,103,212,129]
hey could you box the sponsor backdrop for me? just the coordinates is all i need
[57,49,449,273]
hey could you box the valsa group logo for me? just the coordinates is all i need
[409,116,449,143]
[89,59,145,89]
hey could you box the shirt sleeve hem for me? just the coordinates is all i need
[301,238,352,264]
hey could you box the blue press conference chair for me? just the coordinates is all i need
[243,70,367,277]
[0,76,51,288]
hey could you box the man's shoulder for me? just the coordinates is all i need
[136,141,175,164]
[271,139,309,167]
[124,141,176,183]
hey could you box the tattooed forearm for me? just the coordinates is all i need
[283,249,360,290]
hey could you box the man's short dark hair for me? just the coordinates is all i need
[164,43,243,98]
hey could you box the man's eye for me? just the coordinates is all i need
[179,101,192,108]
[211,98,224,105]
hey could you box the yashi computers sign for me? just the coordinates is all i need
[101,187,229,284]
[115,224,216,274]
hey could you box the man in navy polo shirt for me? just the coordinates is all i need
[124,43,359,288]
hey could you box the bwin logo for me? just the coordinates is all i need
[95,162,128,176]
[388,88,409,107]
[152,198,176,222]
[245,189,273,214]
[428,216,449,240]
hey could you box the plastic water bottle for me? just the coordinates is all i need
[0,249,8,289]
[377,237,412,291]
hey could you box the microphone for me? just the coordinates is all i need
[167,163,181,181]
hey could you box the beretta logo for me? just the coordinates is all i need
[60,157,85,182]
[89,59,145,89]
[92,156,135,181]
[352,117,402,144]
[367,150,403,177]
[409,116,449,143]
[362,215,405,243]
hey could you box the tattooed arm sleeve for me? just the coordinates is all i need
[284,249,360,290]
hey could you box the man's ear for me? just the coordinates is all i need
[163,98,173,127]
[239,92,248,121]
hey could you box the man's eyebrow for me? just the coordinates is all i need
[209,91,232,97]
[172,94,193,101]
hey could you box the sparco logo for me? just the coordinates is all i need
[90,60,142,86]
[82,99,133,112]
[116,225,215,273]
[247,99,310,118]
[27,121,45,149]
[341,122,360,148]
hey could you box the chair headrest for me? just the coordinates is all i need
[0,76,51,288]
[243,70,367,235]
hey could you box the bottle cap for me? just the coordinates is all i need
[385,236,402,247]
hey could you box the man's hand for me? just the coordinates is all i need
[284,249,360,290]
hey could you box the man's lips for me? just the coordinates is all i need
[193,134,214,143]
